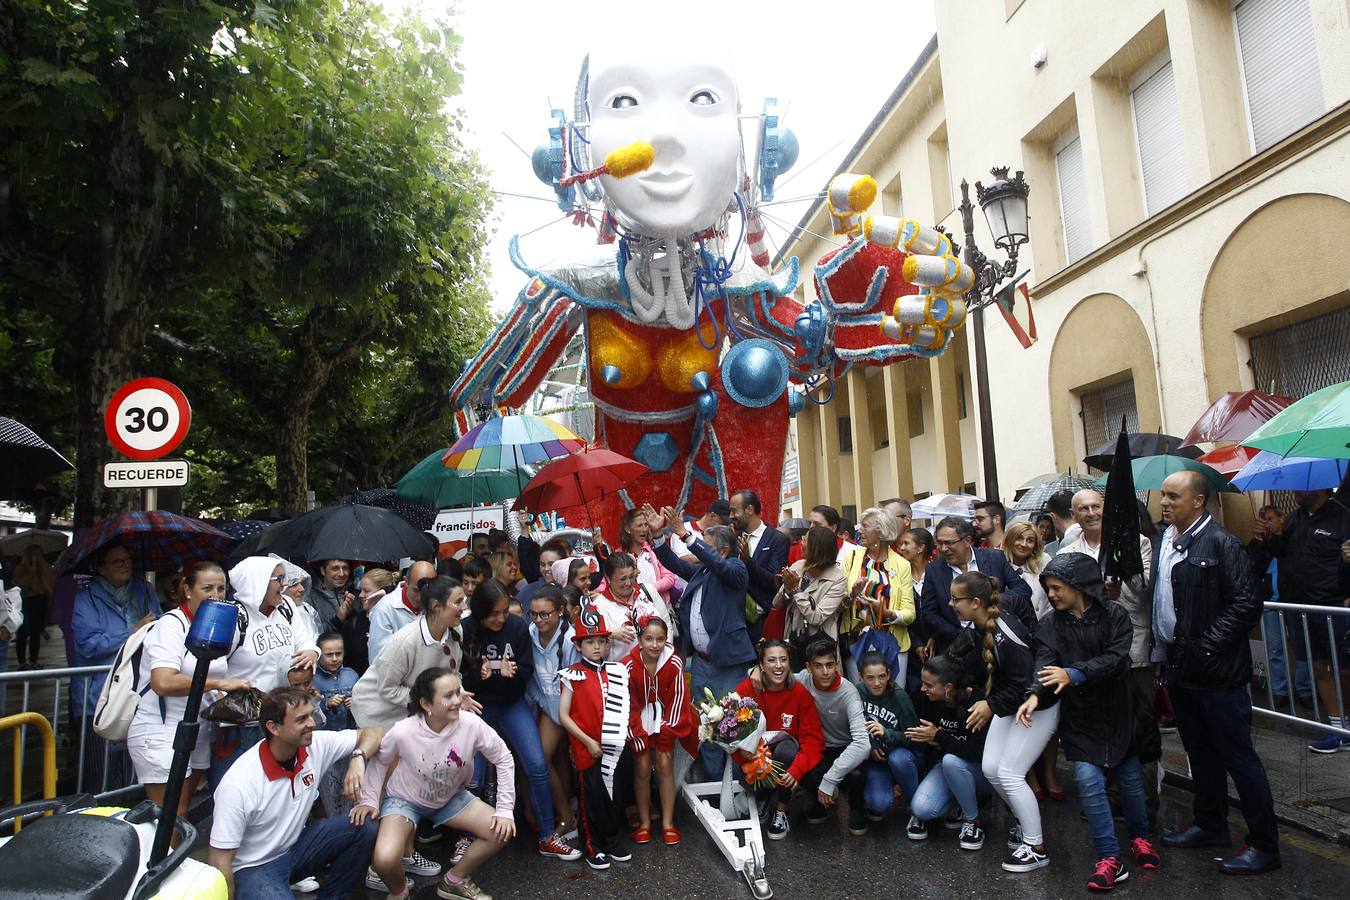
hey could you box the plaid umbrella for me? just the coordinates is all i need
[340,488,435,531]
[57,510,234,576]
[0,416,74,501]
[1011,473,1098,513]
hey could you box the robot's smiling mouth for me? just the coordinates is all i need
[640,171,692,199]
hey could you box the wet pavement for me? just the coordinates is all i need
[334,782,1349,899]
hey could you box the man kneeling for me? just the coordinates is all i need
[209,686,383,899]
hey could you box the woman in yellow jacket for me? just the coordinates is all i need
[842,507,915,683]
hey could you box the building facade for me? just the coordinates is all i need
[781,0,1350,526]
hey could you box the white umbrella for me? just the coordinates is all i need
[911,493,981,521]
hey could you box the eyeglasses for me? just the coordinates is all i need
[934,539,966,548]
[949,593,975,602]
[529,609,557,620]
[270,574,288,584]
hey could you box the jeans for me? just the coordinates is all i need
[1171,684,1279,853]
[690,655,748,779]
[474,696,555,838]
[1074,756,1147,859]
[209,724,264,791]
[1263,609,1313,698]
[857,747,921,816]
[232,815,378,900]
[910,753,990,822]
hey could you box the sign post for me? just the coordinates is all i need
[104,378,193,511]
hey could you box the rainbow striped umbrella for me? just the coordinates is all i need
[442,415,584,472]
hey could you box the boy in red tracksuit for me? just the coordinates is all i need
[624,615,697,846]
[560,607,633,870]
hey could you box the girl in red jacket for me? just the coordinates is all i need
[624,615,697,846]
[735,638,825,841]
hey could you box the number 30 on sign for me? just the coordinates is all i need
[104,378,192,461]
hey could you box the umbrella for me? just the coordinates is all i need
[1243,380,1350,460]
[1092,454,1237,495]
[215,519,273,541]
[340,488,435,531]
[1195,444,1261,477]
[253,503,438,566]
[444,415,585,471]
[1231,451,1350,492]
[1016,472,1065,491]
[513,448,647,518]
[58,511,234,576]
[1084,432,1200,471]
[1181,390,1295,446]
[779,517,810,533]
[1011,473,1098,513]
[910,493,981,521]
[0,417,74,501]
[397,448,528,508]
[1100,425,1144,582]
[0,528,69,558]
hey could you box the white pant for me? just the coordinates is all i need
[981,705,1059,846]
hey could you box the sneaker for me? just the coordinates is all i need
[1308,733,1350,754]
[958,821,985,851]
[805,800,829,824]
[366,868,389,892]
[847,805,868,836]
[1003,842,1050,873]
[767,810,790,841]
[865,808,887,822]
[438,875,492,900]
[906,815,928,841]
[404,850,443,876]
[417,819,444,844]
[290,876,320,892]
[450,836,473,866]
[538,832,582,861]
[586,851,611,870]
[1087,856,1129,892]
[1007,824,1023,851]
[609,846,633,862]
[1131,837,1161,870]
[943,812,963,831]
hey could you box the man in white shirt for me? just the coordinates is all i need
[366,560,436,664]
[209,686,383,899]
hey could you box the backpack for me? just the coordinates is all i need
[92,618,160,741]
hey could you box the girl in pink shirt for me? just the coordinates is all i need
[352,667,515,899]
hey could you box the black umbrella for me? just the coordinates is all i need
[340,488,435,532]
[1083,431,1200,471]
[216,519,273,541]
[0,417,74,501]
[250,503,438,567]
[1099,420,1145,583]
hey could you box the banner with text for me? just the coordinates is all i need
[433,506,507,560]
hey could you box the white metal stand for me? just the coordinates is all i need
[681,754,772,899]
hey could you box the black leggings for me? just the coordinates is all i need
[16,593,48,664]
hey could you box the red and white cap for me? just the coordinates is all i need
[570,603,611,643]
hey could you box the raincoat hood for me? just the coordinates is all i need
[269,553,311,591]
[551,558,575,588]
[1039,552,1106,605]
[230,555,283,610]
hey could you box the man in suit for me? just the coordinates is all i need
[652,512,756,777]
[920,515,1034,653]
[731,489,791,636]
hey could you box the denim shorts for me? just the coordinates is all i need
[381,790,477,828]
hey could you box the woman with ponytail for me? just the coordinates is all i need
[947,571,1053,874]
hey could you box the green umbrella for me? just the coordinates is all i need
[1242,380,1350,460]
[396,448,528,508]
[1093,454,1237,494]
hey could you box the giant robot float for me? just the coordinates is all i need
[451,48,972,533]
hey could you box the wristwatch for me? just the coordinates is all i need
[350,748,366,762]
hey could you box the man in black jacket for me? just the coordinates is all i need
[921,516,1035,653]
[1152,470,1279,875]
[730,489,790,638]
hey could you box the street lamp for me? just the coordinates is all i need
[957,166,1031,504]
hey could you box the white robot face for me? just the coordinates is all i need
[587,51,741,238]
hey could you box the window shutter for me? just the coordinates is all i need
[1055,135,1090,264]
[1131,59,1187,216]
[1234,0,1324,152]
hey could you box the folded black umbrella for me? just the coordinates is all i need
[1083,431,1200,471]
[0,417,74,501]
[1100,421,1145,583]
[251,503,438,567]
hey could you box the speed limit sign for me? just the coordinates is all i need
[104,377,192,461]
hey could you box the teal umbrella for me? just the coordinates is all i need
[1242,380,1350,460]
[1093,454,1236,495]
[396,448,528,508]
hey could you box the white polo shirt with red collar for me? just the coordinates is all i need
[210,730,357,870]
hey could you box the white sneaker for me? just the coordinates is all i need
[366,868,389,892]
[290,876,320,893]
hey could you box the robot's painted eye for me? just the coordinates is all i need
[609,94,638,110]
[690,89,718,106]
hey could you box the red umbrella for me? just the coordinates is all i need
[513,447,647,518]
[1195,444,1261,477]
[1182,390,1295,446]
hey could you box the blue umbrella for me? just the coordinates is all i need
[1231,451,1349,492]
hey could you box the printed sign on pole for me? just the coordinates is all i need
[104,378,192,460]
[432,506,507,560]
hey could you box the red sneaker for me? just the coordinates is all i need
[1131,837,1161,870]
[1087,856,1129,892]
[538,832,582,861]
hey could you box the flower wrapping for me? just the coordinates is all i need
[695,688,766,752]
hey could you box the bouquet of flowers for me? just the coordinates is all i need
[696,688,764,749]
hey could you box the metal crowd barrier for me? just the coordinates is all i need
[0,665,133,796]
[0,712,56,833]
[1255,601,1350,737]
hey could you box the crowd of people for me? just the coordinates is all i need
[7,471,1350,898]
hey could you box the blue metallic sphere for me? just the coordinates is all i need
[600,364,622,384]
[696,391,719,419]
[531,143,554,185]
[722,339,788,409]
[779,128,800,172]
[787,389,805,417]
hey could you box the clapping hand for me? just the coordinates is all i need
[660,506,686,538]
[780,567,801,593]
